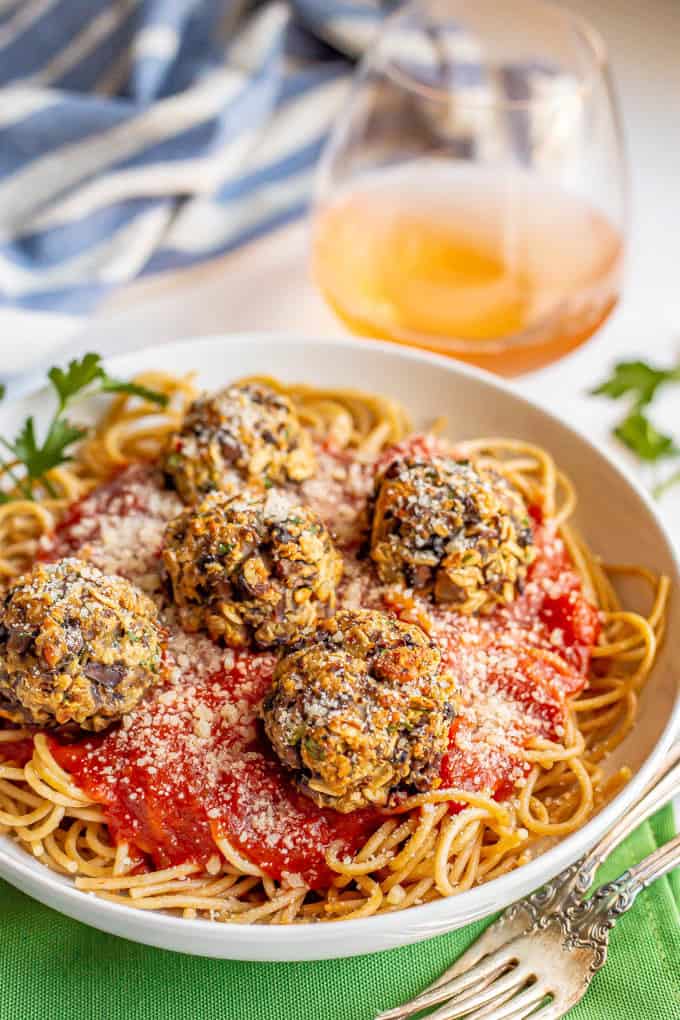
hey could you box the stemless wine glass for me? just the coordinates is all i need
[311,0,627,375]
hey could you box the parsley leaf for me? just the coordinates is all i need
[0,352,168,502]
[48,353,104,412]
[653,468,680,500]
[6,416,87,492]
[613,412,679,462]
[0,384,5,402]
[592,357,680,499]
[591,360,680,407]
[48,353,168,411]
[98,376,168,406]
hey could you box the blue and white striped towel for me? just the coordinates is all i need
[0,1,387,315]
[0,0,573,318]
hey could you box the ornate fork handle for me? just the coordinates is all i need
[562,831,680,969]
[424,744,680,981]
[622,829,680,892]
[523,744,680,917]
[375,756,680,1020]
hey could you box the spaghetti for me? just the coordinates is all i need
[0,373,669,924]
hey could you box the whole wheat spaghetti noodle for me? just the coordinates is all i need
[0,372,668,924]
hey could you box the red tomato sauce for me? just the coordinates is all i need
[40,465,153,562]
[210,743,381,887]
[0,738,34,767]
[52,656,380,889]
[44,453,600,887]
[438,512,599,812]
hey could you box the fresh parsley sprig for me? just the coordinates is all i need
[0,353,168,502]
[592,358,680,496]
[47,353,168,413]
[592,359,680,406]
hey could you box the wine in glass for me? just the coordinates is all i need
[312,0,626,375]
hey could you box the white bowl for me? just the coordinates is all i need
[1,333,678,961]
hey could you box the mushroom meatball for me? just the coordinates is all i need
[368,456,535,613]
[162,381,315,503]
[162,490,343,649]
[262,609,456,812]
[0,559,164,732]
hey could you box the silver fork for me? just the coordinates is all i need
[376,745,680,1020]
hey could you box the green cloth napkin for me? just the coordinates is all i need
[2,808,679,1020]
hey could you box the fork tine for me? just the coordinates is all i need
[513,995,579,1020]
[423,967,534,1020]
[375,944,522,1020]
[438,915,528,983]
[455,981,551,1020]
[406,914,523,1006]
[377,910,526,1020]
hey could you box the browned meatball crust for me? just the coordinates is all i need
[0,558,164,731]
[262,609,456,812]
[162,490,343,648]
[162,381,315,504]
[369,457,535,613]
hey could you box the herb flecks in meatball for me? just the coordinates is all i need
[262,609,456,813]
[369,457,535,613]
[162,382,315,503]
[163,490,342,649]
[0,559,164,731]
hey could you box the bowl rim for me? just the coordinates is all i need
[1,330,679,954]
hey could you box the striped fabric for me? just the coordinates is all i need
[0,1,571,316]
[0,1,386,314]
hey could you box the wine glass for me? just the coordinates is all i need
[311,0,627,376]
